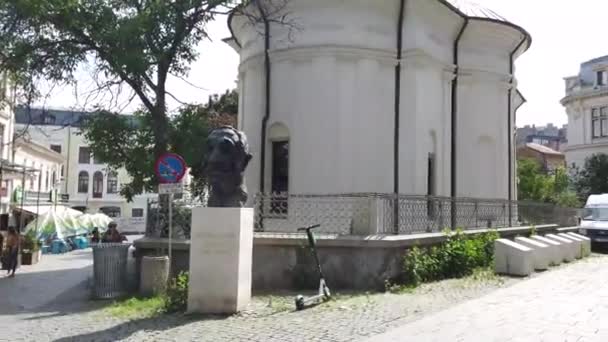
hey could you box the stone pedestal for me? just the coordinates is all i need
[188,207,254,314]
[140,255,169,296]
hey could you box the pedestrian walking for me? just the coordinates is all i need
[5,227,20,278]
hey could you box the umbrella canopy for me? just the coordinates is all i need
[25,209,83,240]
[90,213,113,230]
[78,213,97,231]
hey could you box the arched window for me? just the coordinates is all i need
[268,122,289,216]
[107,171,118,194]
[77,171,89,193]
[92,171,103,198]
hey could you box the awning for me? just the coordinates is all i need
[0,159,37,181]
[14,205,84,217]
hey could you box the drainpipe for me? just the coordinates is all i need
[507,36,527,226]
[255,3,271,230]
[258,4,271,196]
[450,18,468,229]
[393,0,406,234]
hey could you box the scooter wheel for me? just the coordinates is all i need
[295,295,305,311]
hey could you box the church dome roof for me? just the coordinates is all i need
[447,0,509,23]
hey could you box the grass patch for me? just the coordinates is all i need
[104,296,166,319]
[258,295,294,313]
[401,229,499,287]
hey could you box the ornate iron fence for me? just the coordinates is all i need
[253,193,581,235]
[145,195,207,239]
[144,192,581,238]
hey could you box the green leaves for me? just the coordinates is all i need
[517,158,580,207]
[572,153,608,201]
[79,89,237,201]
[402,229,500,287]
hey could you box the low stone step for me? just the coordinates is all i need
[530,235,563,266]
[494,239,533,276]
[515,237,550,271]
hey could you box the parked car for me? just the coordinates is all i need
[579,194,608,242]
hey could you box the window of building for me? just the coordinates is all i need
[52,171,56,187]
[2,180,9,198]
[592,107,608,138]
[77,171,89,193]
[72,206,87,213]
[107,171,118,194]
[100,206,121,218]
[93,154,103,164]
[0,123,5,154]
[79,147,91,164]
[271,141,289,216]
[60,165,64,177]
[45,171,49,191]
[92,171,103,198]
[132,208,144,218]
[427,153,436,218]
[50,145,62,154]
[43,114,56,125]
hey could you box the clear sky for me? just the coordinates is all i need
[37,0,608,128]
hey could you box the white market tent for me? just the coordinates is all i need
[24,206,113,240]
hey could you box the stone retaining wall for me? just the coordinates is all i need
[133,225,576,291]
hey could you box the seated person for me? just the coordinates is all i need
[102,222,127,243]
[91,228,100,243]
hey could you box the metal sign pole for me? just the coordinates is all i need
[168,193,173,274]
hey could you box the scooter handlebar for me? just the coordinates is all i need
[297,224,321,231]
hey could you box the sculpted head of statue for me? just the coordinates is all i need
[203,126,252,207]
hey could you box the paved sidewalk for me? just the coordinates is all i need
[3,246,607,341]
[368,255,608,342]
[0,249,93,314]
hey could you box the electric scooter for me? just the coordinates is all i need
[295,224,331,311]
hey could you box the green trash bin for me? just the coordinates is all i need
[92,243,132,299]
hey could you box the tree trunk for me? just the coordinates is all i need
[151,92,173,236]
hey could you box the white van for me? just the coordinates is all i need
[580,194,608,242]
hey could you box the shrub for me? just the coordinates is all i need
[401,229,499,287]
[22,231,40,252]
[164,271,189,313]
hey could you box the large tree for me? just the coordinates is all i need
[0,0,289,183]
[517,158,580,207]
[572,153,608,201]
[81,89,238,201]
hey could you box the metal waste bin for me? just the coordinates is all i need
[92,243,132,299]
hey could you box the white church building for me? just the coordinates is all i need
[225,0,532,233]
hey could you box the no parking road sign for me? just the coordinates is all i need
[155,153,187,184]
[155,153,187,265]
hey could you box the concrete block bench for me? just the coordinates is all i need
[558,233,585,259]
[515,237,550,271]
[530,235,563,266]
[545,234,576,262]
[567,232,591,257]
[494,239,533,276]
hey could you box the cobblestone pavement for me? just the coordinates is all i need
[368,255,608,342]
[0,249,93,314]
[2,249,606,341]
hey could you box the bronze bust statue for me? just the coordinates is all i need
[203,126,252,207]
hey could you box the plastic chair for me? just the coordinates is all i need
[51,239,68,254]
